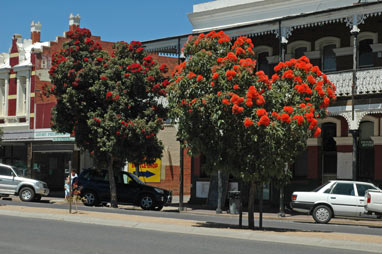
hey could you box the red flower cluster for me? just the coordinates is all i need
[256,108,267,117]
[244,117,254,128]
[106,91,113,99]
[280,113,291,123]
[159,64,168,73]
[93,117,101,124]
[187,72,196,80]
[283,106,293,114]
[100,76,108,80]
[258,115,270,126]
[226,70,237,81]
[230,93,244,114]
[120,120,134,127]
[127,63,143,73]
[66,27,91,40]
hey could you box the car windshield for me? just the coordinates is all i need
[129,172,144,184]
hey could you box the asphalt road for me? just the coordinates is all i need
[1,198,382,237]
[0,215,373,254]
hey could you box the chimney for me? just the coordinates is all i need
[69,13,80,31]
[31,21,41,43]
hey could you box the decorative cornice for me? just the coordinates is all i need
[345,14,366,29]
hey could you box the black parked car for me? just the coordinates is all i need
[77,169,172,211]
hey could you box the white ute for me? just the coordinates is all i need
[365,189,382,216]
[290,180,380,223]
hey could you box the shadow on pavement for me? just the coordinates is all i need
[193,221,333,233]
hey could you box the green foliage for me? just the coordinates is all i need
[168,31,337,184]
[48,28,169,166]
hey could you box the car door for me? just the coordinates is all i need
[0,165,18,194]
[329,182,359,217]
[116,172,140,204]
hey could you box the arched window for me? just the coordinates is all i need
[315,37,340,72]
[257,51,269,75]
[287,40,311,59]
[359,39,373,67]
[322,44,336,72]
[358,121,374,180]
[322,122,337,176]
[294,47,307,59]
[254,46,272,76]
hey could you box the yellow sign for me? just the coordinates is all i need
[128,159,161,183]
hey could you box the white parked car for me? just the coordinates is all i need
[0,163,49,202]
[290,180,380,223]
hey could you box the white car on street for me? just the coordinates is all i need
[0,163,49,202]
[290,180,380,223]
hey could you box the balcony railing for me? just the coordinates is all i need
[327,67,382,96]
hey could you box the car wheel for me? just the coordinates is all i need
[312,205,332,224]
[34,195,42,201]
[140,194,154,210]
[153,205,163,211]
[82,191,99,206]
[19,187,35,202]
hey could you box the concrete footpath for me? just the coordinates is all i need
[1,197,382,253]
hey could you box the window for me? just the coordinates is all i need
[293,150,307,177]
[0,79,5,116]
[322,122,337,174]
[315,37,340,72]
[0,166,13,176]
[359,39,373,67]
[17,76,27,115]
[254,45,272,76]
[294,47,307,59]
[322,44,336,72]
[287,40,311,59]
[356,184,377,196]
[358,121,374,180]
[331,183,355,196]
[257,51,270,75]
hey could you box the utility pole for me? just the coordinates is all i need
[278,22,288,217]
[177,37,185,212]
[350,15,360,181]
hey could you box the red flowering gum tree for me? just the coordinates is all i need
[168,31,336,229]
[48,28,168,208]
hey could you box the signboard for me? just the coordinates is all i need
[128,159,161,183]
[34,130,74,141]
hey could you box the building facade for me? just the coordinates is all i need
[143,0,382,205]
[0,15,189,195]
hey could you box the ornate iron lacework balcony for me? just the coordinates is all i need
[327,67,382,96]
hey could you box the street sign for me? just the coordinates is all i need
[128,159,161,183]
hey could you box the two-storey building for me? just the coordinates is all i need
[143,0,382,205]
[0,14,189,194]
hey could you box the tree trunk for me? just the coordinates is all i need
[108,156,118,208]
[216,170,222,213]
[248,179,257,230]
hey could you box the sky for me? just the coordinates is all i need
[0,0,210,53]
